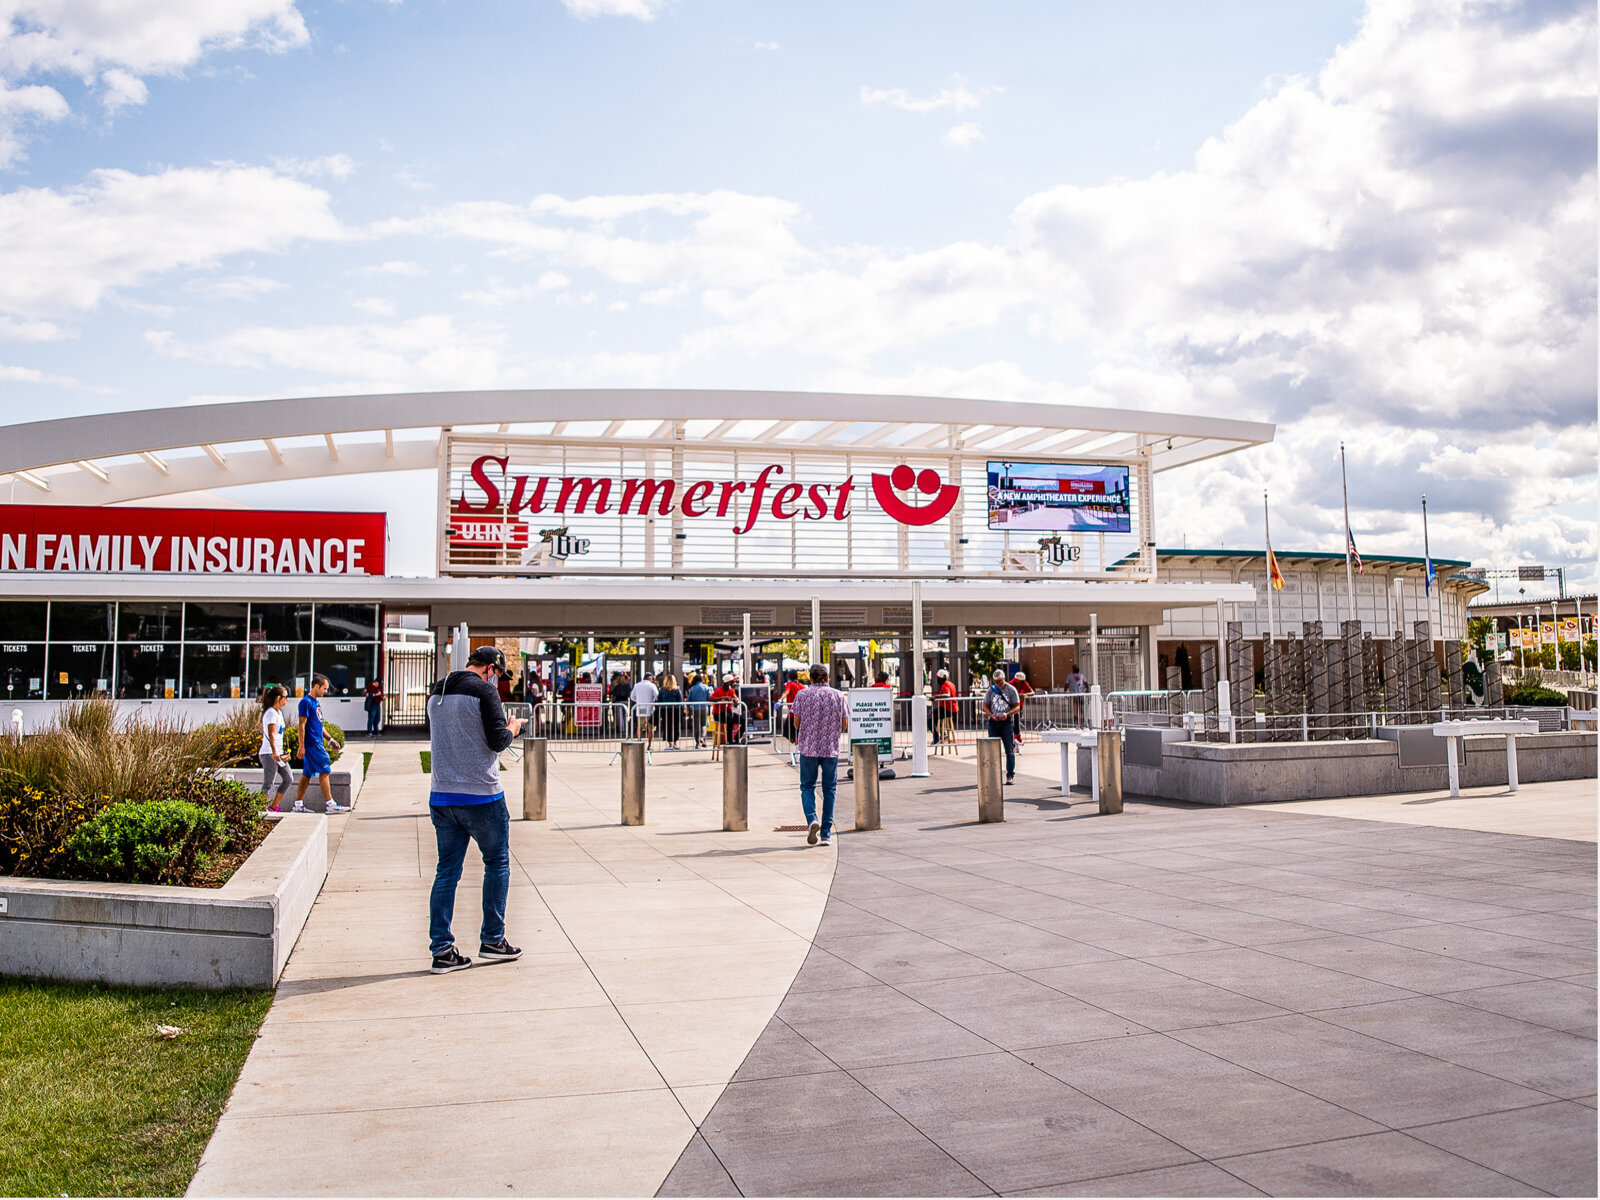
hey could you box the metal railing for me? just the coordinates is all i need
[510,698,749,756]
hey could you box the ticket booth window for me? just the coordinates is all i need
[117,643,181,700]
[313,642,378,696]
[251,603,313,643]
[118,602,182,643]
[314,604,379,643]
[0,643,45,700]
[46,641,114,699]
[183,644,247,699]
[183,603,247,643]
[253,643,314,698]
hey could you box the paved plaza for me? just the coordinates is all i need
[191,741,1595,1197]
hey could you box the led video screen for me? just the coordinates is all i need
[986,461,1131,533]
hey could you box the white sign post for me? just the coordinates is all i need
[848,688,894,770]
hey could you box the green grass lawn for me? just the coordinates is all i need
[0,980,271,1197]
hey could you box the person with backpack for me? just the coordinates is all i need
[424,646,525,975]
[984,669,1022,785]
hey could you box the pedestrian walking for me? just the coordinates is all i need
[780,669,803,743]
[424,646,526,975]
[658,673,683,748]
[1011,670,1034,743]
[1065,664,1086,694]
[984,669,1022,785]
[259,685,293,811]
[712,674,744,744]
[630,671,659,749]
[687,672,711,746]
[291,675,347,813]
[934,668,958,747]
[363,676,384,736]
[790,663,848,846]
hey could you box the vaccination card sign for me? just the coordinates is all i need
[986,462,1131,534]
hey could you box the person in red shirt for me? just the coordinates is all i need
[933,667,958,747]
[873,671,893,689]
[780,669,804,743]
[711,675,744,744]
[1010,671,1035,743]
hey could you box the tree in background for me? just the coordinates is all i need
[966,637,1004,686]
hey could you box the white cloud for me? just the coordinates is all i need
[272,153,357,179]
[145,313,522,391]
[457,280,535,308]
[188,273,286,300]
[352,296,396,316]
[358,259,427,277]
[0,1,310,164]
[754,41,779,51]
[0,164,345,317]
[99,67,147,114]
[860,76,1001,114]
[561,0,667,21]
[942,121,984,150]
[0,313,68,340]
[0,360,81,386]
[537,269,569,290]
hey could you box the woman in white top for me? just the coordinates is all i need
[259,686,293,810]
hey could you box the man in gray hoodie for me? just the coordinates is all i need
[425,645,525,974]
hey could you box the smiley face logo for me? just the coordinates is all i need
[872,464,961,526]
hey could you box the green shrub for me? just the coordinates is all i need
[64,800,225,886]
[196,703,264,768]
[1504,685,1569,707]
[164,775,264,854]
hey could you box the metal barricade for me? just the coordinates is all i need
[625,699,749,759]
[1106,690,1188,728]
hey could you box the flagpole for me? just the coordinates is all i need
[1422,492,1439,639]
[1340,442,1357,620]
[1263,490,1276,642]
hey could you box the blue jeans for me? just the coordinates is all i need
[799,755,838,838]
[365,705,380,734]
[429,799,510,954]
[987,719,1016,778]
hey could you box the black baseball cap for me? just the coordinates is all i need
[468,646,508,676]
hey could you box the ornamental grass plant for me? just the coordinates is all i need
[0,699,271,884]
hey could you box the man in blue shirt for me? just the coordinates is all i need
[291,674,347,814]
[425,646,525,974]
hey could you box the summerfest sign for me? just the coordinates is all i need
[452,455,962,542]
[0,505,387,575]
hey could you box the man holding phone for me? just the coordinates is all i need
[425,646,525,974]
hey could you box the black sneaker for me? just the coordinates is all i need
[478,939,523,963]
[431,946,473,974]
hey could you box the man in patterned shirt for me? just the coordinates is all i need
[789,662,849,846]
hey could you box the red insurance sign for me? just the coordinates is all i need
[0,505,387,575]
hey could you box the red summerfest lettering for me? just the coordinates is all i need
[460,457,870,534]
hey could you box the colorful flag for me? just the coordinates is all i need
[1424,554,1436,596]
[1266,544,1285,591]
[1346,528,1364,574]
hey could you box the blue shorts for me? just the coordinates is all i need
[301,743,332,778]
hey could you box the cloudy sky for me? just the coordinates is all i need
[0,0,1594,585]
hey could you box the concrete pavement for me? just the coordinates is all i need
[191,737,1595,1196]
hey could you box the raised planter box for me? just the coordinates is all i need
[1113,731,1597,806]
[0,813,328,990]
[217,757,364,809]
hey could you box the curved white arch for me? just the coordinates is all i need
[0,388,1274,506]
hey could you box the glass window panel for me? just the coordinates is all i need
[250,603,313,643]
[314,604,379,643]
[46,642,115,699]
[116,643,181,699]
[0,643,45,699]
[48,601,115,642]
[0,601,47,642]
[313,642,379,696]
[184,603,247,643]
[252,643,315,698]
[181,644,247,699]
[118,602,183,642]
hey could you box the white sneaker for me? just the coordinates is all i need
[291,801,307,813]
[325,801,347,813]
[807,822,820,845]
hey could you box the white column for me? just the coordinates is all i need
[911,582,928,777]
[809,595,821,664]
[741,611,752,684]
[1090,612,1100,688]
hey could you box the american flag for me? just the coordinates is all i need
[1346,529,1364,574]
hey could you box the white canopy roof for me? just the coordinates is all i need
[0,389,1272,507]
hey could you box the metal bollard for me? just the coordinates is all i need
[1096,729,1123,814]
[620,740,645,825]
[522,737,547,821]
[722,743,748,831]
[976,737,1004,822]
[853,742,881,831]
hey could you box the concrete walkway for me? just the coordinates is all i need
[189,742,833,1196]
[192,738,1596,1197]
